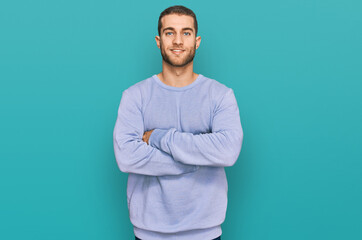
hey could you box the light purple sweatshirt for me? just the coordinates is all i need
[113,74,243,240]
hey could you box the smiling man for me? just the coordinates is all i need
[113,5,243,240]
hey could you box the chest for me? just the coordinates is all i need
[142,90,213,134]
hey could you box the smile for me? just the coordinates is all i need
[171,49,185,55]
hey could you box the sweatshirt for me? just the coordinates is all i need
[113,74,243,240]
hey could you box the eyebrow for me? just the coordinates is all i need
[163,27,194,33]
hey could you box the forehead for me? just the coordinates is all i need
[161,14,195,31]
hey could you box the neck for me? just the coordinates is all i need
[157,61,198,87]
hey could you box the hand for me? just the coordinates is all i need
[142,129,154,145]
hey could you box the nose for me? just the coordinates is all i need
[172,33,183,45]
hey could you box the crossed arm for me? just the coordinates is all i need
[113,90,198,176]
[142,89,243,167]
[113,88,243,176]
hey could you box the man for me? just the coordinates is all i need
[113,5,243,240]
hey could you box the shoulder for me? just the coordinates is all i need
[199,75,238,113]
[124,76,154,95]
[119,76,156,105]
[199,74,234,101]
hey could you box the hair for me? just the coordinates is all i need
[158,5,198,36]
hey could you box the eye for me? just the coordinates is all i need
[184,32,191,36]
[166,32,173,36]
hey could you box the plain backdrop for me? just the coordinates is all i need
[0,0,361,239]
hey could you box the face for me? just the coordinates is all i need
[156,14,201,68]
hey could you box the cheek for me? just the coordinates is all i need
[161,40,171,49]
[186,39,196,47]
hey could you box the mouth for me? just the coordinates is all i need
[170,49,185,55]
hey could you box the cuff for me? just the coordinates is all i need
[149,128,169,150]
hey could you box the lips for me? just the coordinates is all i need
[171,49,185,55]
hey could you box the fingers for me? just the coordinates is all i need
[142,130,152,144]
[142,132,149,144]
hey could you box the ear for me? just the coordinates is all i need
[155,36,161,49]
[195,36,201,50]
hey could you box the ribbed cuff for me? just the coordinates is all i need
[149,128,169,150]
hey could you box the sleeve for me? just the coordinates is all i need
[149,89,243,167]
[113,89,199,176]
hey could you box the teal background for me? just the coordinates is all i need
[1,0,361,239]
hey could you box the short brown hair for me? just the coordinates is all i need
[158,5,198,36]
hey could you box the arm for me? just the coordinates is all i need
[113,89,198,176]
[149,89,243,167]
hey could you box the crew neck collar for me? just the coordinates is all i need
[152,74,204,91]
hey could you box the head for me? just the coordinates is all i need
[155,5,201,68]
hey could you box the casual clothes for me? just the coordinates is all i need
[113,74,243,240]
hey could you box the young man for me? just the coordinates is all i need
[113,5,243,240]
